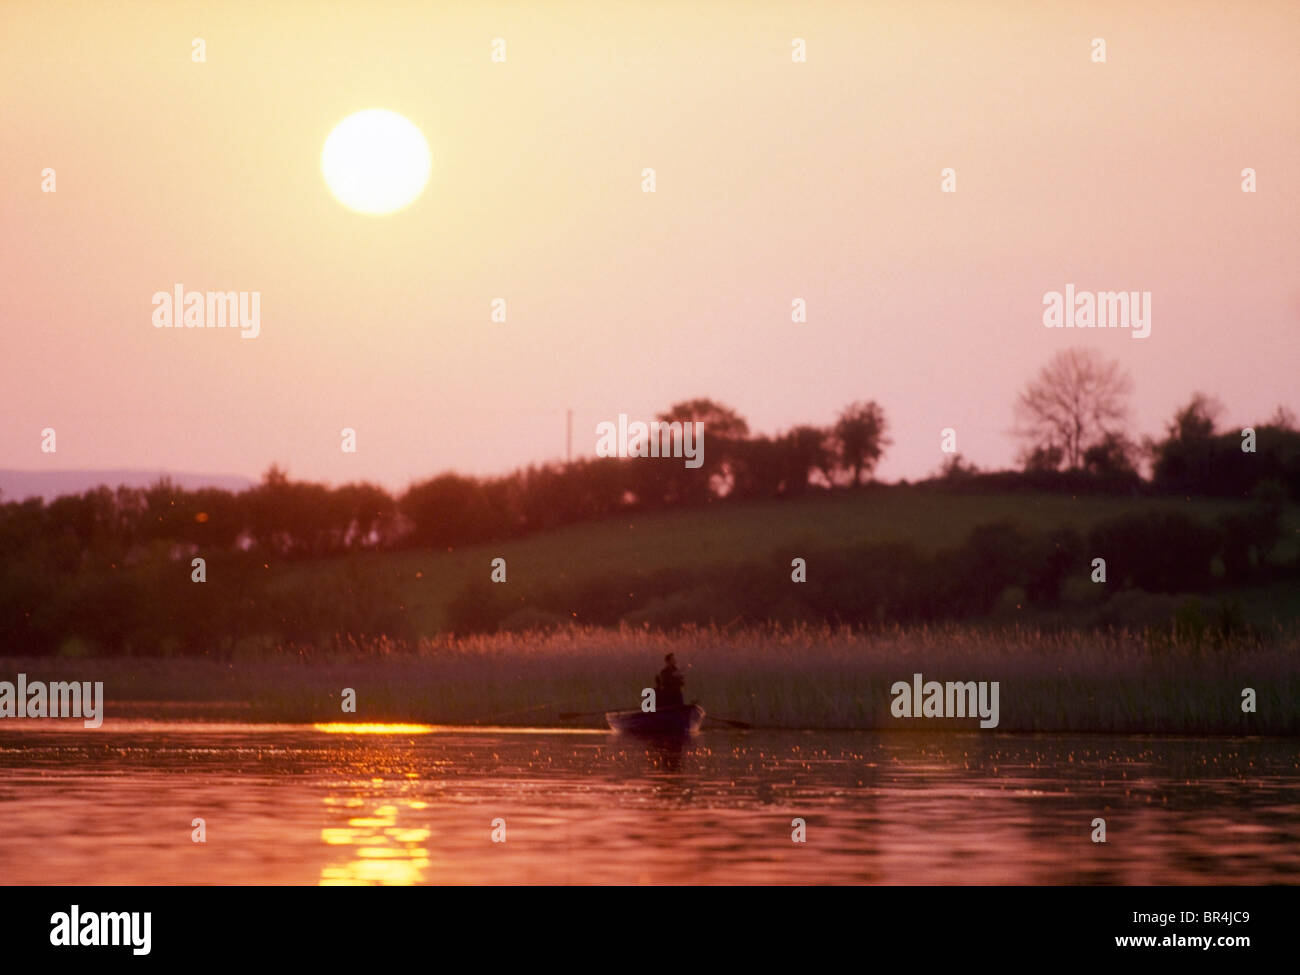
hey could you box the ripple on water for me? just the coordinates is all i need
[0,724,1296,884]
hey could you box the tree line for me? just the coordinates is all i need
[2,356,1298,568]
[0,397,897,562]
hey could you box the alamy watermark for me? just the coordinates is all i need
[890,673,1000,728]
[1042,284,1150,338]
[152,284,260,338]
[595,414,704,469]
[0,674,103,727]
[50,906,150,955]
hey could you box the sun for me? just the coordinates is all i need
[322,109,432,215]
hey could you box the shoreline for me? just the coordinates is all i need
[3,623,1296,735]
[1,712,1296,738]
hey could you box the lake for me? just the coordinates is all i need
[1,721,1297,884]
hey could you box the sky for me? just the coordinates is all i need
[2,0,1297,493]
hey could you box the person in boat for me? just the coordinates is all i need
[655,653,686,709]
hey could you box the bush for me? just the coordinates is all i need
[1088,511,1221,593]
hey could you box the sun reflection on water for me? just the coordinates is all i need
[312,723,602,735]
[320,798,433,885]
[313,723,437,735]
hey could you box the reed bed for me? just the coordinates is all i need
[4,622,1297,734]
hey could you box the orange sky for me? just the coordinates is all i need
[2,0,1297,490]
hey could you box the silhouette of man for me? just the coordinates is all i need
[655,653,686,709]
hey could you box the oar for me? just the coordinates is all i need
[708,715,752,729]
[559,708,752,729]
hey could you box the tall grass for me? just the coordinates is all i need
[5,622,1297,734]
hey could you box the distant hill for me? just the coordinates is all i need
[0,469,256,502]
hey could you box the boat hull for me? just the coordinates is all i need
[605,704,706,737]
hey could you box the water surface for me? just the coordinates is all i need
[0,720,1296,884]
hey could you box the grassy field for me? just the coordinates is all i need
[268,487,1289,635]
[10,623,1298,734]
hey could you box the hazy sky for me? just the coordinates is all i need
[2,1,1297,492]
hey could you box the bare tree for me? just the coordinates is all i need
[1014,348,1132,470]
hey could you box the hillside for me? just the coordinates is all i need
[14,485,1298,658]
[273,487,1296,635]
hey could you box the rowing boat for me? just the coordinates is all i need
[605,704,706,737]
